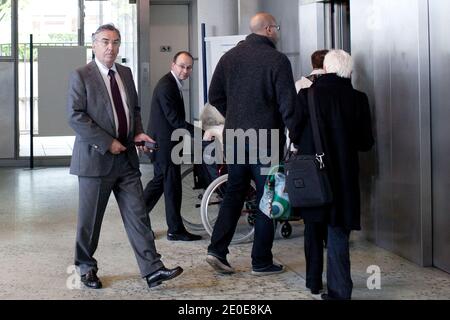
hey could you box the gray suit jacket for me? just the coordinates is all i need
[67,61,143,177]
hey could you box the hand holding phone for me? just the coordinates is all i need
[135,141,159,150]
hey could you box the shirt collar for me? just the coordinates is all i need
[245,33,276,49]
[95,57,117,76]
[170,71,183,90]
[310,68,326,76]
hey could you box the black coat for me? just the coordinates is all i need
[147,72,196,164]
[208,33,301,148]
[295,73,374,230]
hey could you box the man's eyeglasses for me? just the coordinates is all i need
[96,39,121,47]
[175,63,193,71]
[268,25,281,31]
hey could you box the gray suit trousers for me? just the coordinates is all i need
[75,153,163,277]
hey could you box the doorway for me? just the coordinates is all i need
[429,0,450,274]
[17,0,137,158]
[149,4,190,123]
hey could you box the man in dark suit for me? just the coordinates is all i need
[143,51,202,241]
[67,24,183,289]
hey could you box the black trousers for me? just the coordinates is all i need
[304,223,353,299]
[207,160,274,269]
[143,161,185,234]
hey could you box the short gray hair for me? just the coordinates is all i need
[323,49,353,78]
[91,24,121,43]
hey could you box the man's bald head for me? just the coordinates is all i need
[249,12,279,44]
[250,12,276,33]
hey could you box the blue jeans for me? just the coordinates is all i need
[207,147,275,269]
[304,223,353,299]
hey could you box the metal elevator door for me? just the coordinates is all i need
[430,0,450,274]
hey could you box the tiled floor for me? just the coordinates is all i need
[0,165,449,300]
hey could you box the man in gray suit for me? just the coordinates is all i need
[67,24,183,289]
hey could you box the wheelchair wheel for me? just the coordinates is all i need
[279,221,292,239]
[180,165,205,232]
[200,174,256,244]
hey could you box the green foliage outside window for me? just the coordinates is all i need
[0,0,11,22]
[0,0,11,56]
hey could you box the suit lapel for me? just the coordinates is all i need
[166,73,185,117]
[87,61,116,133]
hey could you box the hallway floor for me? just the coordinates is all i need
[0,166,449,300]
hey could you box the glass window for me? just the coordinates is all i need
[84,0,138,81]
[0,0,12,57]
[18,0,79,157]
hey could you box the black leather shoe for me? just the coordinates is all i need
[320,293,350,300]
[306,284,323,295]
[167,231,202,241]
[145,266,183,288]
[80,270,102,289]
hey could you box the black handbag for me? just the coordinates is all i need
[285,89,333,208]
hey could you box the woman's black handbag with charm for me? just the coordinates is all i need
[285,89,333,208]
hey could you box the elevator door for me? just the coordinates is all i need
[430,0,450,273]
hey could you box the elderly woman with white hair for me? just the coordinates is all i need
[294,49,374,300]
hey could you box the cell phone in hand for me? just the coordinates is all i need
[135,141,159,150]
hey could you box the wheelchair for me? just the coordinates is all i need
[180,141,298,244]
[180,161,256,244]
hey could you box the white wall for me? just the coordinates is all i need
[238,0,262,34]
[149,4,190,121]
[261,0,300,78]
[196,0,239,116]
[298,1,327,77]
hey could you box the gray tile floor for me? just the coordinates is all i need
[0,165,449,300]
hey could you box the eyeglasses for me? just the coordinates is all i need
[175,63,193,71]
[268,25,281,31]
[96,39,121,47]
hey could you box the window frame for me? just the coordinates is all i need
[0,0,13,59]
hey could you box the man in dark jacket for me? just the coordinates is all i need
[295,49,374,299]
[143,51,201,241]
[205,12,300,276]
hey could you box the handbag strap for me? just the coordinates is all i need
[307,88,326,169]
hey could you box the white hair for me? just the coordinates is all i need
[200,103,225,129]
[323,49,353,78]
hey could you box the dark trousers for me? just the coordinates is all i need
[207,159,275,269]
[304,223,353,299]
[143,161,185,234]
[75,153,163,278]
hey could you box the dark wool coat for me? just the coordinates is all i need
[294,73,374,230]
[208,33,301,148]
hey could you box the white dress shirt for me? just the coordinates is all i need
[171,70,184,99]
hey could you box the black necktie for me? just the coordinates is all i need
[108,69,128,144]
[180,90,184,103]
